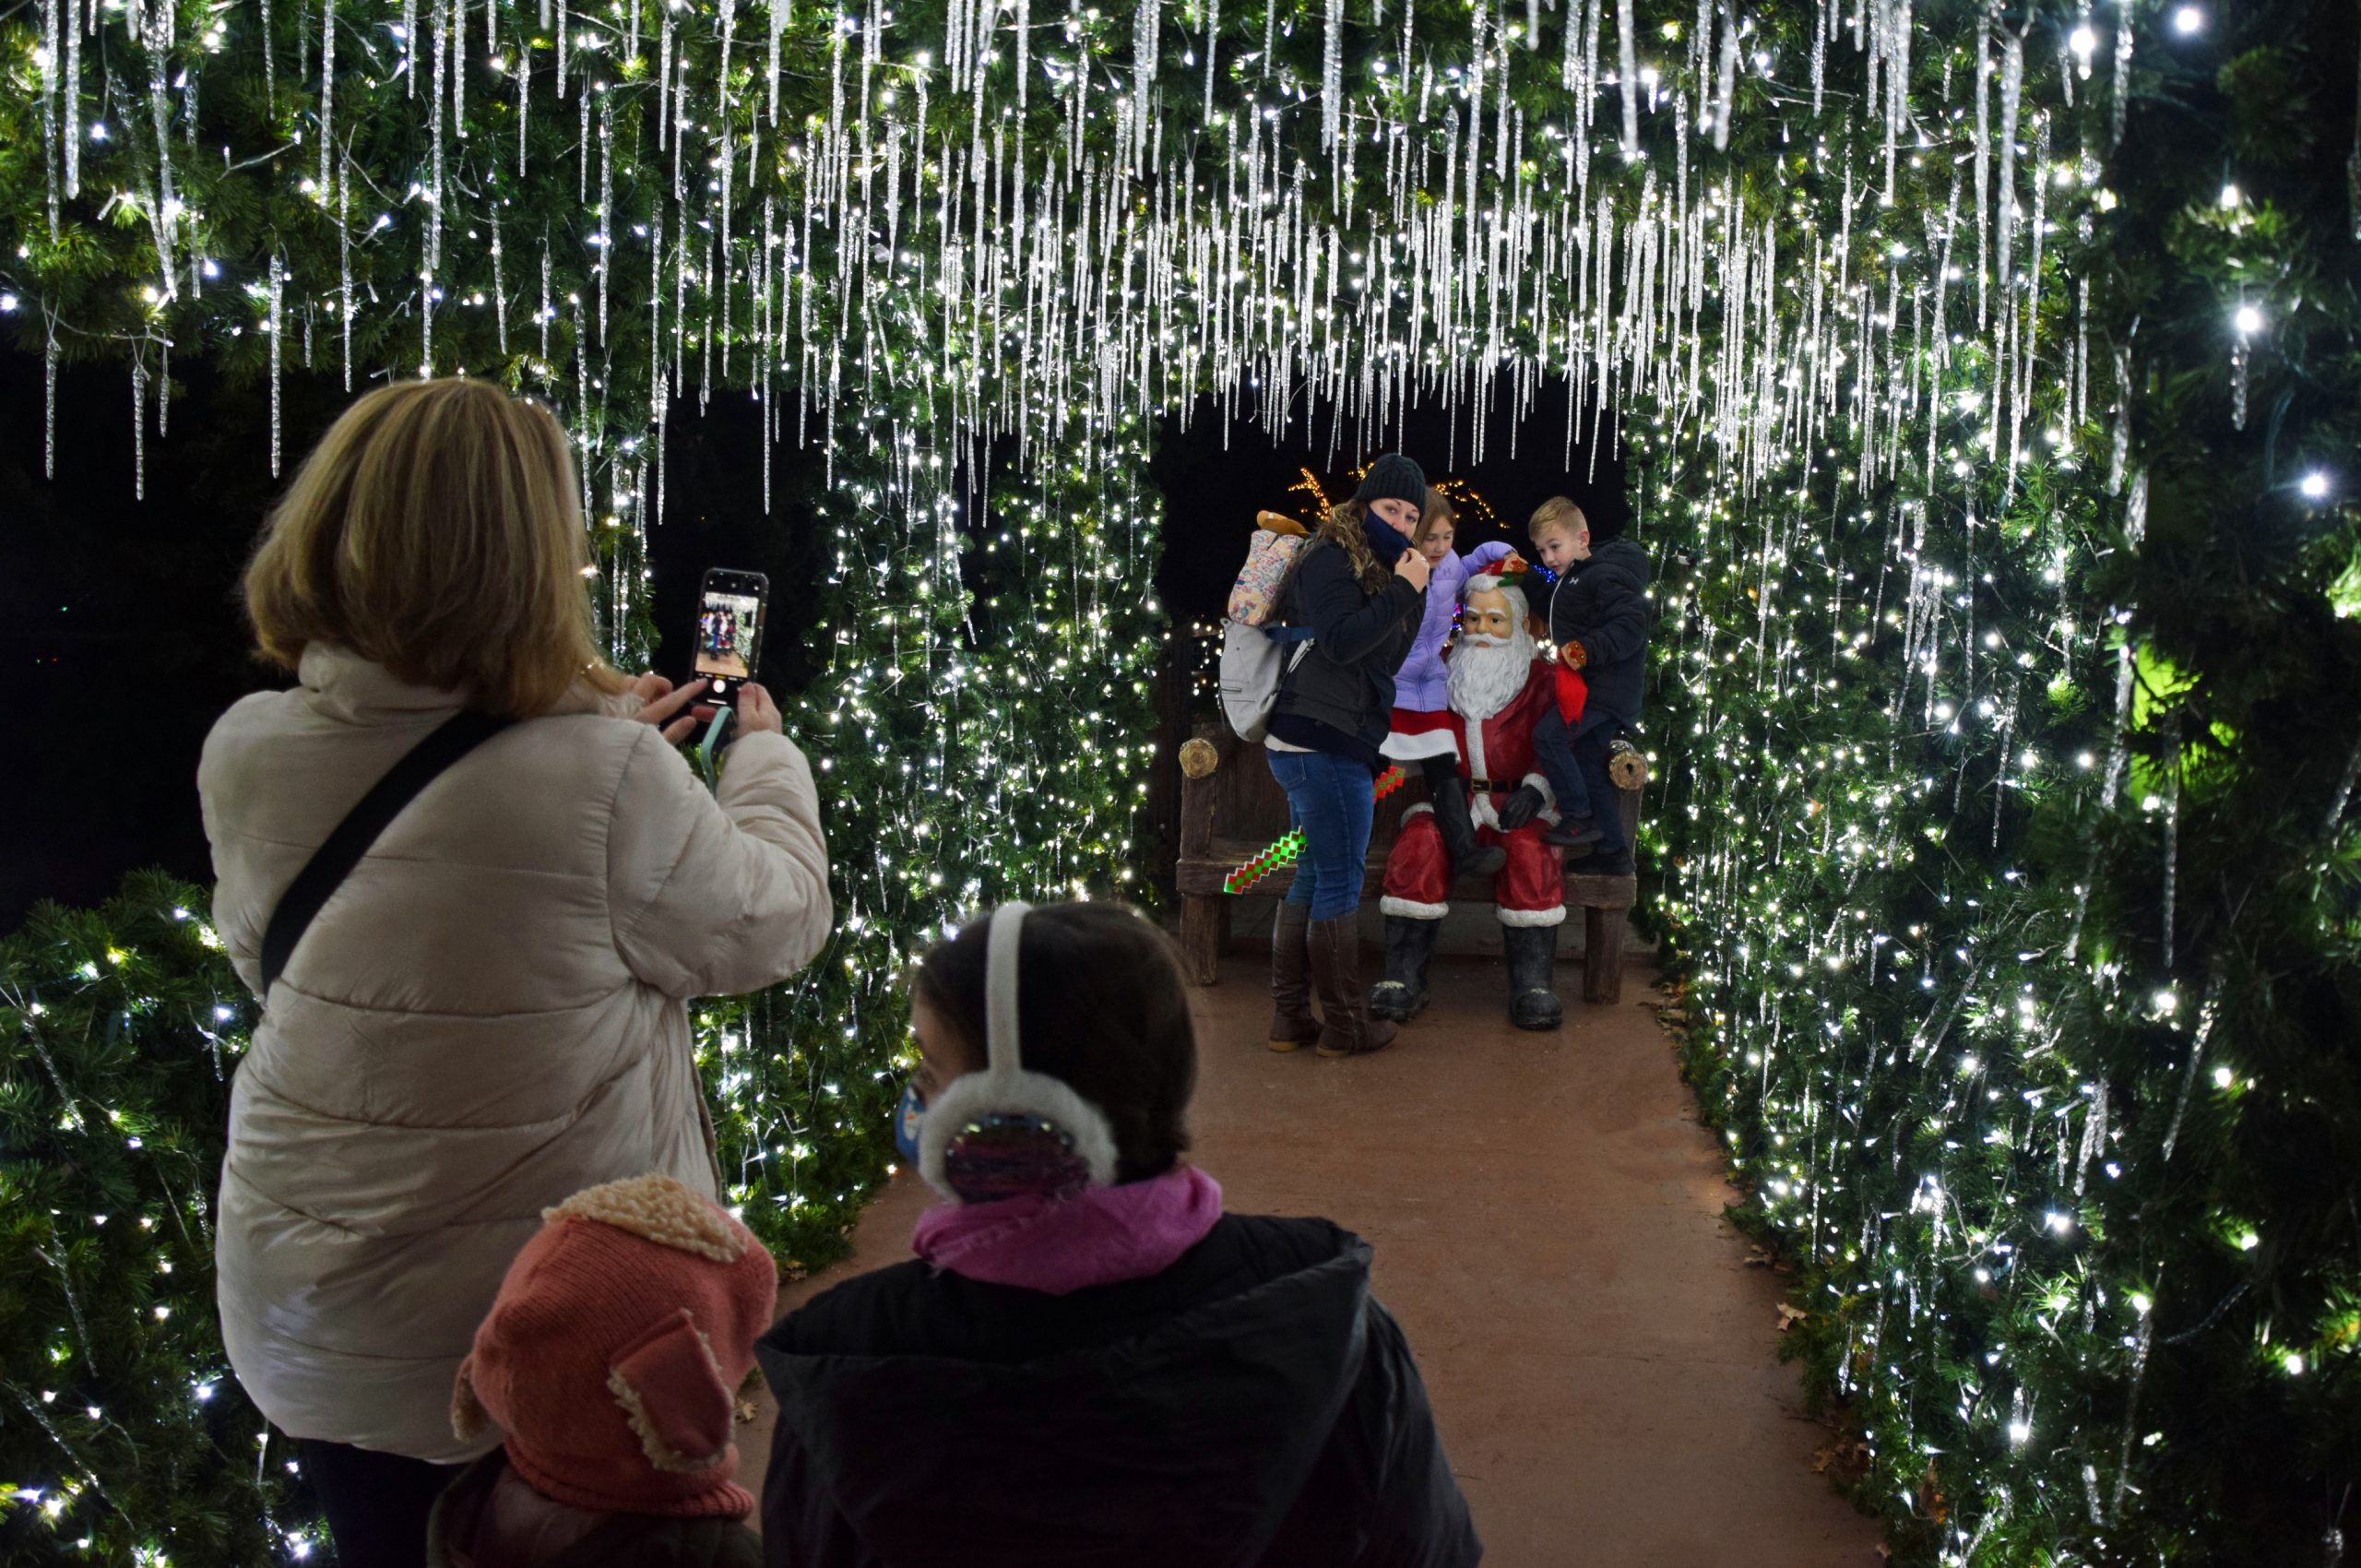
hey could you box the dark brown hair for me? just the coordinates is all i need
[1318,498,1392,594]
[911,902,1198,1183]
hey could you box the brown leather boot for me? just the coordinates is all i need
[1269,902,1323,1051]
[1308,917,1397,1059]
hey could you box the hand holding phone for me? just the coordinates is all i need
[692,683,780,734]
[625,673,707,745]
[693,568,770,709]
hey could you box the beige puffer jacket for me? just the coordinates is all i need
[199,645,832,1461]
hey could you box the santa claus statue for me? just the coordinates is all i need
[1374,570,1572,1031]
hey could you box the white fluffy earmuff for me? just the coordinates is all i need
[916,903,1121,1202]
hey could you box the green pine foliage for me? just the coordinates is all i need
[1654,6,2361,1562]
[0,873,308,1562]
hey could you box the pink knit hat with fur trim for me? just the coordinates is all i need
[452,1174,778,1518]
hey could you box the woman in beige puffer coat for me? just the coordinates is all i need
[197,378,832,1566]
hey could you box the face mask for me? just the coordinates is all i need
[893,1081,926,1161]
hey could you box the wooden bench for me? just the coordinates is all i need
[1173,724,1646,1003]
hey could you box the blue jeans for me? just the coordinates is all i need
[1269,749,1376,922]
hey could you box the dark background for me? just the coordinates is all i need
[2,351,1621,931]
[1151,380,1632,630]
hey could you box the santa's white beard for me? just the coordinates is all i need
[1448,629,1536,721]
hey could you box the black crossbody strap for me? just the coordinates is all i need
[258,710,516,997]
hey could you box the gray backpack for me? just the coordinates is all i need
[1217,619,1317,742]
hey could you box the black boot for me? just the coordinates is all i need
[1369,915,1442,1021]
[1430,774,1508,880]
[1268,902,1323,1051]
[1543,817,1606,853]
[1501,923,1565,1031]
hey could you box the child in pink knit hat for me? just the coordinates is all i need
[430,1172,777,1567]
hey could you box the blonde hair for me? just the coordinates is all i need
[244,378,625,719]
[1417,487,1457,546]
[1528,495,1588,542]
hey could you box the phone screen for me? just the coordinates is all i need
[694,570,768,707]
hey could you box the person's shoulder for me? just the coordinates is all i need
[196,686,306,797]
[200,685,298,750]
[767,1259,939,1357]
[1295,535,1345,575]
[1205,1213,1369,1279]
[1595,535,1652,580]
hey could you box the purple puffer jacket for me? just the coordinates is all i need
[1390,541,1516,713]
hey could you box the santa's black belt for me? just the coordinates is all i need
[1469,779,1514,793]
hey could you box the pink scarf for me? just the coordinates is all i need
[912,1166,1225,1296]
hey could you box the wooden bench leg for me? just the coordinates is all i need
[1584,906,1628,1004]
[1180,895,1224,987]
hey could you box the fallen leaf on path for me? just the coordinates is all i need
[1776,1302,1810,1332]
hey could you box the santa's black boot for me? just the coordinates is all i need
[1430,774,1507,880]
[1501,923,1565,1031]
[1369,915,1442,1022]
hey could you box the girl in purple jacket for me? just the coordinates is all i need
[1383,490,1514,879]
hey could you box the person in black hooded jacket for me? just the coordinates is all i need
[1262,454,1433,1061]
[757,901,1480,1568]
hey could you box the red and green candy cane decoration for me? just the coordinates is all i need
[1225,766,1409,894]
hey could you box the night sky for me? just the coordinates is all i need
[1151,377,1631,637]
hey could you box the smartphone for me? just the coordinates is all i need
[692,568,769,709]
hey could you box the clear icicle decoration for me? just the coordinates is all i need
[2323,731,2361,837]
[1973,2,1990,330]
[44,328,57,480]
[1203,0,1218,118]
[2160,970,2226,1161]
[1133,0,1162,172]
[320,0,336,199]
[2160,714,2181,970]
[339,152,353,390]
[2230,328,2250,430]
[1711,0,1738,151]
[492,200,507,354]
[268,256,286,477]
[131,354,148,501]
[2099,637,2135,811]
[1321,0,1344,151]
[1615,0,1638,157]
[40,0,59,240]
[64,0,79,198]
[1994,25,2023,326]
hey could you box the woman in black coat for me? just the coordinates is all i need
[1264,455,1433,1058]
[758,902,1480,1568]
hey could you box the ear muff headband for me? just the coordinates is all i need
[917,904,1121,1203]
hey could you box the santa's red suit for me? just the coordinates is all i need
[1381,659,1568,927]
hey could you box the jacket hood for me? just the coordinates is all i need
[1577,535,1652,589]
[762,1232,1376,1568]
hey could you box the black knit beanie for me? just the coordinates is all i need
[1352,454,1427,513]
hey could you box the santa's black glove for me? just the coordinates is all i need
[1494,785,1547,832]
